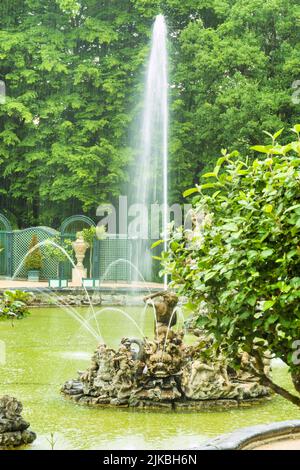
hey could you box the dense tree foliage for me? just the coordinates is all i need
[168,0,300,202]
[163,126,300,406]
[0,0,299,227]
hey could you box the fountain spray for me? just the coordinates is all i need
[132,14,168,287]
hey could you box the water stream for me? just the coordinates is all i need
[131,15,168,286]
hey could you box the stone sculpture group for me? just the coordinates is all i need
[62,291,270,409]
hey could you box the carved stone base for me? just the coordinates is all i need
[61,309,271,411]
[62,388,270,410]
[62,376,270,410]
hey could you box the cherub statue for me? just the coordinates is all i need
[81,343,115,386]
[143,290,178,331]
[113,344,135,386]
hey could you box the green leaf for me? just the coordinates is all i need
[247,295,257,307]
[273,128,284,140]
[265,314,279,326]
[261,249,274,258]
[183,187,199,197]
[292,124,300,134]
[222,223,239,232]
[284,204,300,214]
[200,183,221,190]
[262,300,275,312]
[204,271,217,281]
[263,130,274,140]
[151,239,164,249]
[250,145,273,154]
[216,156,227,167]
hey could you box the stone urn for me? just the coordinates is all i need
[72,231,89,286]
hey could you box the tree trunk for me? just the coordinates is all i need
[260,374,300,408]
[292,369,300,394]
[253,352,300,409]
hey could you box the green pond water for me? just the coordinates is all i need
[0,306,299,450]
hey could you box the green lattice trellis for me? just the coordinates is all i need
[0,214,12,277]
[11,227,59,280]
[0,214,12,231]
[93,236,133,282]
[60,215,95,235]
[0,231,10,276]
[60,232,76,280]
[0,212,160,282]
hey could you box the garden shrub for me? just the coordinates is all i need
[25,235,42,271]
[162,125,300,406]
[0,290,33,320]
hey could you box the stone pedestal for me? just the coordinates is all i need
[72,267,87,287]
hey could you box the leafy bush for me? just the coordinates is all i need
[82,226,107,278]
[163,126,300,406]
[0,290,33,320]
[25,235,42,271]
[43,236,74,277]
[82,227,96,278]
[43,236,74,263]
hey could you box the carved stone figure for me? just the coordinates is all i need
[182,359,238,400]
[0,396,36,448]
[144,290,178,328]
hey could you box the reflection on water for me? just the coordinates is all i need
[0,307,299,450]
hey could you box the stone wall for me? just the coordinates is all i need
[27,290,145,307]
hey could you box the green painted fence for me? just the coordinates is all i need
[0,231,11,277]
[11,227,59,280]
[0,214,160,282]
[93,236,133,282]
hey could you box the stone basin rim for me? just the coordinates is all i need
[195,420,300,450]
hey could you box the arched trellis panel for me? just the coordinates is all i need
[0,213,12,232]
[60,215,96,235]
[11,227,59,280]
[60,215,96,280]
[0,214,12,276]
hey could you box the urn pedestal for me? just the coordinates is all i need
[72,232,89,286]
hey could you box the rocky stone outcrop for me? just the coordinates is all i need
[0,396,36,448]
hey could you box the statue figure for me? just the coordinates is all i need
[144,290,178,330]
[93,346,116,389]
[80,344,116,399]
[182,359,235,400]
[112,343,136,401]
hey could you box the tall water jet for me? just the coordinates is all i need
[131,14,168,286]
